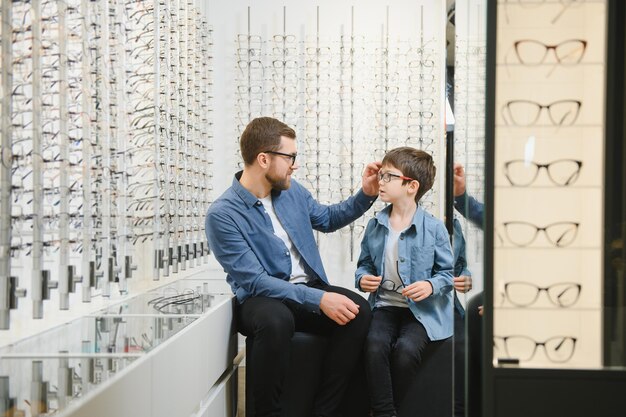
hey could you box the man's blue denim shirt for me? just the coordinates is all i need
[205,171,376,312]
[454,192,484,229]
[355,205,455,340]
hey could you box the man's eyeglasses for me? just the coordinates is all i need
[378,172,415,183]
[263,150,297,166]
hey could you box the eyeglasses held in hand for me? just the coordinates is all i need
[503,159,583,187]
[513,39,587,65]
[502,99,581,126]
[504,281,582,307]
[378,172,415,183]
[494,335,577,363]
[263,150,297,166]
[379,278,405,294]
[502,221,579,247]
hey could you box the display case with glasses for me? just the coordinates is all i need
[93,279,232,316]
[0,273,237,416]
[492,0,607,370]
[0,355,141,417]
[0,314,198,356]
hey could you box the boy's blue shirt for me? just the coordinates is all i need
[355,204,455,340]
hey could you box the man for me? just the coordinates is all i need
[205,117,381,417]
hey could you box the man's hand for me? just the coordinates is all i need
[453,163,466,197]
[320,292,360,325]
[454,275,472,293]
[359,275,382,292]
[402,281,433,302]
[362,161,383,197]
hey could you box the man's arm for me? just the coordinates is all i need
[205,209,325,312]
[305,162,380,233]
[306,187,377,233]
[454,192,484,229]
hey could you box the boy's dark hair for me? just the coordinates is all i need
[382,147,436,202]
[240,117,296,166]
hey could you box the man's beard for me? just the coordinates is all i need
[265,170,290,191]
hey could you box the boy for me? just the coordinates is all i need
[355,147,454,417]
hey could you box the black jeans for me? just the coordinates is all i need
[364,306,430,417]
[238,281,371,417]
[467,292,484,417]
[454,306,466,417]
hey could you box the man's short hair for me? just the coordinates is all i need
[382,147,436,202]
[240,117,296,166]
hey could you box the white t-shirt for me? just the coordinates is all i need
[259,196,310,284]
[376,227,409,308]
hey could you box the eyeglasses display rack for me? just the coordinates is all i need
[492,0,607,370]
[0,0,214,331]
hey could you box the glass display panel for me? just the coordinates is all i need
[0,315,197,356]
[0,355,138,417]
[97,288,230,316]
[493,0,607,369]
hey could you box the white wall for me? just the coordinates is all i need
[203,0,448,289]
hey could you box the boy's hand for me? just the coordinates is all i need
[359,275,382,292]
[454,275,472,293]
[320,292,360,325]
[402,281,433,302]
[362,161,383,197]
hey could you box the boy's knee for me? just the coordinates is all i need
[365,334,391,357]
[392,343,422,367]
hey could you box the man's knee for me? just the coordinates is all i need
[241,298,295,342]
[342,289,372,324]
[259,310,294,341]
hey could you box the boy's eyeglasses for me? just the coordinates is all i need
[378,172,415,183]
[263,150,297,166]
